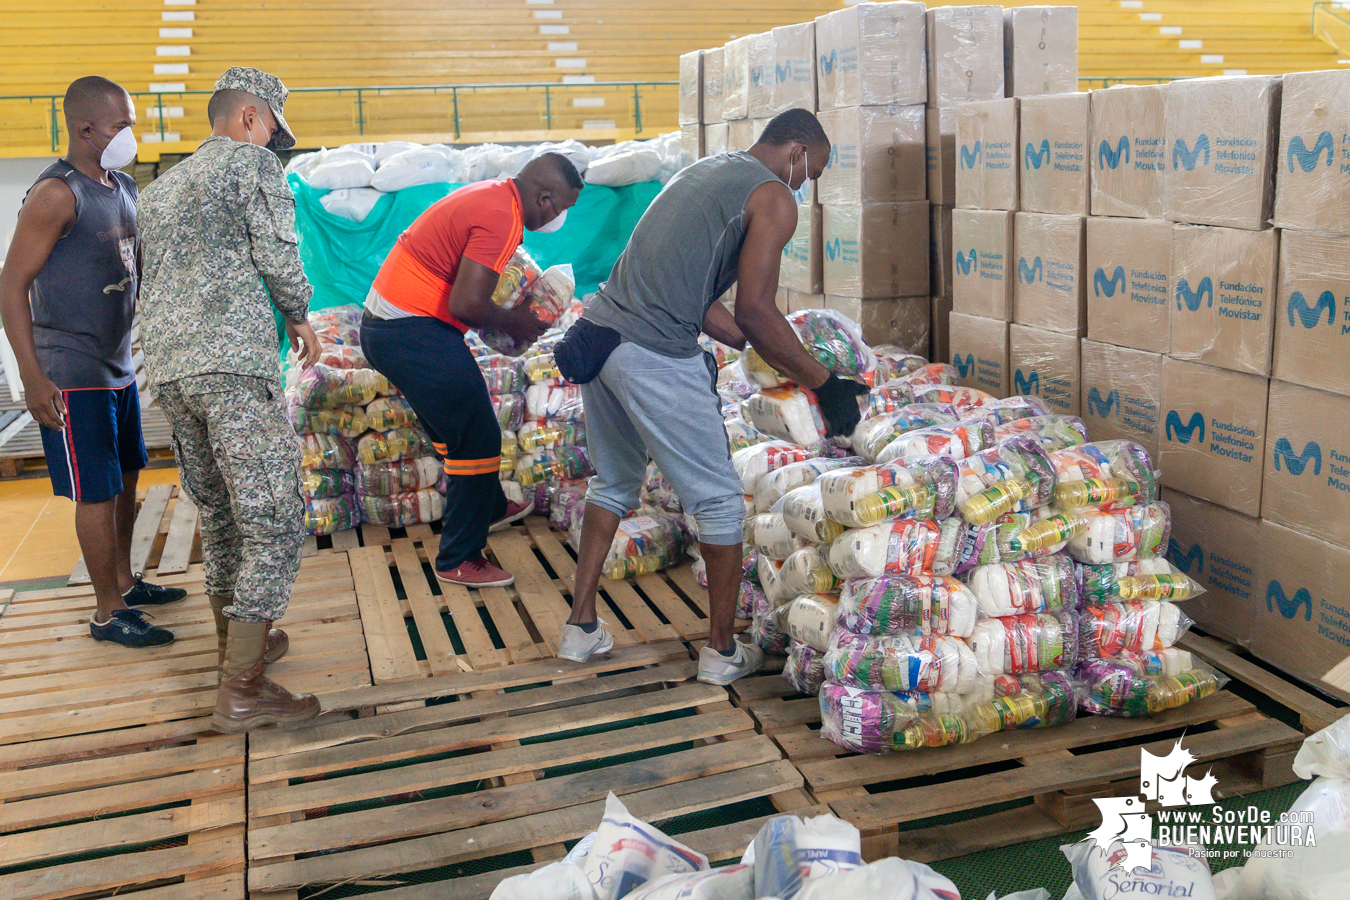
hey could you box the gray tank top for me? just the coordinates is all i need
[585,152,784,358]
[26,160,138,389]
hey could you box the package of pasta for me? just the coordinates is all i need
[354,456,442,496]
[492,392,526,431]
[299,432,356,470]
[573,511,688,580]
[750,585,791,655]
[780,483,848,546]
[994,415,1089,451]
[1078,599,1194,657]
[516,445,593,488]
[754,456,862,514]
[825,629,980,694]
[1064,501,1171,565]
[873,420,995,465]
[356,425,428,467]
[871,347,933,383]
[970,670,1081,732]
[836,573,979,638]
[954,435,1057,526]
[850,404,960,461]
[731,440,815,495]
[517,420,585,452]
[300,468,354,500]
[1076,656,1226,718]
[363,396,417,431]
[743,386,828,448]
[784,640,827,695]
[827,518,967,579]
[910,384,998,413]
[1078,559,1207,605]
[965,556,1078,618]
[525,382,584,423]
[477,354,528,394]
[289,363,390,408]
[969,610,1079,676]
[1049,441,1160,510]
[780,546,840,597]
[304,493,359,535]
[359,488,445,528]
[289,398,369,438]
[960,394,1051,425]
[819,456,959,528]
[781,593,841,653]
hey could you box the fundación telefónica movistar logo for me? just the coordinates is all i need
[1176,277,1214,312]
[1085,387,1120,418]
[775,61,792,83]
[1025,139,1050,169]
[952,353,975,378]
[1166,411,1205,444]
[955,249,978,276]
[1173,135,1210,171]
[1167,538,1204,575]
[960,141,983,170]
[824,237,840,262]
[1287,290,1336,328]
[1013,369,1039,395]
[1267,580,1313,621]
[1288,131,1334,173]
[1018,256,1043,284]
[819,50,836,75]
[1094,266,1126,298]
[1272,438,1322,475]
[1099,136,1130,169]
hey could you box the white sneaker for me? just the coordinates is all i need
[697,640,765,685]
[557,620,615,663]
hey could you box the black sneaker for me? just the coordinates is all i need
[123,575,188,607]
[90,609,176,647]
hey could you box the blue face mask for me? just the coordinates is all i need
[789,148,811,205]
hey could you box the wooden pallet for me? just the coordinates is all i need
[0,553,371,744]
[69,483,202,586]
[246,646,819,900]
[0,720,246,900]
[734,670,1305,864]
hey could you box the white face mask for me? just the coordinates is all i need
[788,148,811,205]
[90,126,137,171]
[532,206,568,233]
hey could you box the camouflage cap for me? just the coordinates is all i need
[214,66,296,151]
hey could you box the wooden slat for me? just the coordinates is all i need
[0,833,245,900]
[129,483,175,574]
[487,528,571,652]
[348,544,421,683]
[480,584,542,663]
[390,540,460,675]
[156,494,199,575]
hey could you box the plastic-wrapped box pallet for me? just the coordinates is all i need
[780,203,823,294]
[1273,230,1350,397]
[702,46,725,124]
[814,0,927,111]
[948,311,1010,395]
[929,204,953,301]
[1275,69,1350,233]
[951,209,1014,321]
[679,50,703,126]
[1090,84,1166,218]
[747,32,775,118]
[1162,75,1281,231]
[1013,212,1086,335]
[926,5,1005,107]
[723,35,751,121]
[771,22,817,114]
[956,98,1019,211]
[703,122,729,158]
[1003,6,1078,98]
[821,202,930,299]
[1008,323,1081,417]
[1261,381,1350,550]
[926,107,958,206]
[680,124,704,167]
[816,104,927,205]
[1018,92,1090,216]
[1079,340,1164,459]
[1084,216,1171,353]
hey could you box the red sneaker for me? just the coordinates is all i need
[489,498,536,533]
[435,557,515,588]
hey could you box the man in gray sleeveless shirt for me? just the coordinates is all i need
[558,110,865,684]
[1,76,185,649]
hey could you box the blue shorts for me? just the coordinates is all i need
[40,382,149,503]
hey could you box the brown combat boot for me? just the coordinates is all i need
[209,595,288,667]
[210,618,320,733]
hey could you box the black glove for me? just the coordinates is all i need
[812,375,869,438]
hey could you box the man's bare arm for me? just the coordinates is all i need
[702,300,746,350]
[446,257,546,347]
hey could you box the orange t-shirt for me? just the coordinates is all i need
[371,179,524,329]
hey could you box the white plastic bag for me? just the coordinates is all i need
[794,857,961,900]
[623,864,753,900]
[1062,841,1215,900]
[489,832,596,900]
[586,145,666,186]
[582,793,708,900]
[374,140,422,163]
[319,187,384,223]
[306,148,376,189]
[370,146,456,191]
[749,814,863,897]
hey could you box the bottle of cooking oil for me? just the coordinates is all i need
[852,482,934,526]
[1146,669,1219,713]
[960,478,1032,525]
[1015,510,1088,553]
[1054,477,1140,508]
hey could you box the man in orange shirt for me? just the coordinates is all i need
[361,153,581,587]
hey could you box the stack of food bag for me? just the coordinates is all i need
[476,247,576,357]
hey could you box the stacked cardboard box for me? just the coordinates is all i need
[678,50,705,166]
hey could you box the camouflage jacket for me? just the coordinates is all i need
[137,135,312,387]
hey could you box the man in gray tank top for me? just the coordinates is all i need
[558,110,865,684]
[1,76,185,649]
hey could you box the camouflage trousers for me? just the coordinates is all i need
[155,374,303,623]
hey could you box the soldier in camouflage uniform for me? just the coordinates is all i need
[137,67,321,733]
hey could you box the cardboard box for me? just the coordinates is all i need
[826,295,930,353]
[1262,380,1350,550]
[1090,84,1166,219]
[1168,224,1278,375]
[772,22,817,113]
[780,204,822,294]
[930,203,953,299]
[723,36,751,121]
[1162,75,1281,231]
[1275,70,1350,234]
[1079,340,1164,458]
[956,98,1019,211]
[932,293,953,364]
[1273,229,1350,398]
[747,32,776,118]
[951,208,1015,321]
[784,288,825,313]
[703,121,729,157]
[1003,6,1078,98]
[815,1,927,111]
[1009,324,1080,416]
[680,123,704,168]
[702,46,725,124]
[1162,488,1260,650]
[821,201,930,299]
[949,312,1009,395]
[679,50,704,126]
[728,117,757,153]
[1013,212,1085,335]
[926,6,1005,108]
[1158,357,1268,516]
[1019,92,1090,216]
[926,106,958,206]
[817,104,927,205]
[1085,216,1171,353]
[1251,520,1350,703]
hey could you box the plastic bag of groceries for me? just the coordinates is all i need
[1076,655,1225,718]
[795,857,962,900]
[289,399,369,438]
[825,629,980,693]
[837,574,979,638]
[493,392,526,431]
[478,354,528,395]
[819,682,984,754]
[851,404,960,461]
[356,425,430,466]
[784,639,828,694]
[526,382,584,422]
[953,435,1057,526]
[516,445,593,488]
[303,494,359,535]
[359,488,445,527]
[780,593,840,652]
[819,457,959,528]
[873,420,994,465]
[750,578,791,655]
[289,364,390,408]
[827,518,968,579]
[1062,840,1216,900]
[1049,440,1159,510]
[731,440,814,495]
[910,384,998,413]
[738,309,877,388]
[570,511,687,580]
[994,415,1088,452]
[300,468,353,500]
[965,556,1078,617]
[972,671,1080,733]
[518,420,584,453]
[969,610,1079,676]
[479,248,576,355]
[779,545,839,597]
[362,396,417,431]
[299,433,356,470]
[1078,559,1206,605]
[1078,599,1194,657]
[353,457,442,496]
[743,385,829,448]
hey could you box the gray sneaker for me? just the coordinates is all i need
[697,640,765,685]
[557,620,615,663]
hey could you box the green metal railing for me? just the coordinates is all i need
[0,80,678,153]
[1312,1,1350,56]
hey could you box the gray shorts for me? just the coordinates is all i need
[580,341,744,544]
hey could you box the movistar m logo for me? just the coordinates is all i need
[1094,266,1126,298]
[828,145,839,167]
[1287,290,1336,328]
[1013,369,1039,395]
[1166,411,1205,445]
[1172,135,1210,171]
[1267,581,1313,621]
[1099,136,1130,169]
[1086,388,1120,418]
[1167,539,1204,575]
[955,249,978,276]
[1288,132,1334,173]
[820,50,836,75]
[1018,257,1043,284]
[750,67,764,87]
[1025,139,1050,169]
[960,141,983,170]
[952,353,975,378]
[1272,438,1322,476]
[1175,277,1214,312]
[776,61,792,83]
[825,237,840,261]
